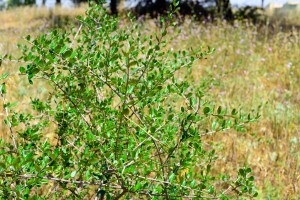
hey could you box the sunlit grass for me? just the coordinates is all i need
[0,5,299,199]
[0,5,87,141]
[267,10,300,27]
[174,19,300,199]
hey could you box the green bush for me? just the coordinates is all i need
[7,0,35,8]
[0,4,259,199]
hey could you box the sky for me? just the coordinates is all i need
[231,0,300,7]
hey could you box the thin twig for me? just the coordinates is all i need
[70,24,83,48]
[164,96,201,165]
[135,190,218,199]
[1,172,222,199]
[115,189,128,199]
[89,70,122,98]
[1,173,121,189]
[0,91,17,150]
[136,175,204,193]
[43,76,92,129]
[1,59,27,63]
[123,115,160,144]
[200,122,247,137]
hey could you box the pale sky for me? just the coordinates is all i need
[231,0,300,7]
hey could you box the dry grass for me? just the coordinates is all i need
[0,6,299,199]
[266,10,300,27]
[0,5,87,141]
[0,5,86,30]
[172,20,300,199]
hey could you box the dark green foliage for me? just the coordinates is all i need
[6,0,35,8]
[0,5,259,199]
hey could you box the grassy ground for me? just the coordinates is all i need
[0,6,299,199]
[176,20,300,199]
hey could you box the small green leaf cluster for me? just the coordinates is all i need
[0,5,258,199]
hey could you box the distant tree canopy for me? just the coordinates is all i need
[108,0,234,20]
[216,0,233,20]
[4,0,261,22]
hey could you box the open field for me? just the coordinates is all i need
[0,6,299,199]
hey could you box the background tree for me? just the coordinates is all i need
[129,0,234,21]
[216,0,233,20]
[110,0,117,15]
[154,0,167,15]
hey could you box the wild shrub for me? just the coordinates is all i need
[0,4,259,199]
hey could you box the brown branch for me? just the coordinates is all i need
[134,190,218,199]
[0,173,223,199]
[48,77,93,129]
[115,189,128,199]
[89,70,122,98]
[0,173,122,189]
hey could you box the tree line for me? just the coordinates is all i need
[31,0,234,20]
[108,0,233,20]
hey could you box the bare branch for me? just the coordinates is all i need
[0,90,17,150]
[70,24,83,48]
[1,173,122,189]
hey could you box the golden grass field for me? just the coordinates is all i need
[0,5,299,199]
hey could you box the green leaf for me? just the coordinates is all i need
[181,107,185,112]
[231,108,238,115]
[24,187,30,196]
[64,50,73,58]
[0,72,9,81]
[217,106,222,114]
[206,164,211,174]
[70,171,77,178]
[4,102,18,108]
[168,114,174,120]
[150,127,156,133]
[0,162,6,169]
[208,186,214,194]
[25,35,31,41]
[19,67,26,73]
[127,85,134,94]
[59,45,68,54]
[190,180,196,187]
[227,120,232,127]
[122,108,129,115]
[203,107,210,115]
[239,168,245,177]
[70,50,77,59]
[25,152,33,160]
[246,167,252,173]
[169,173,176,182]
[211,121,217,131]
[135,182,142,191]
[0,83,6,94]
